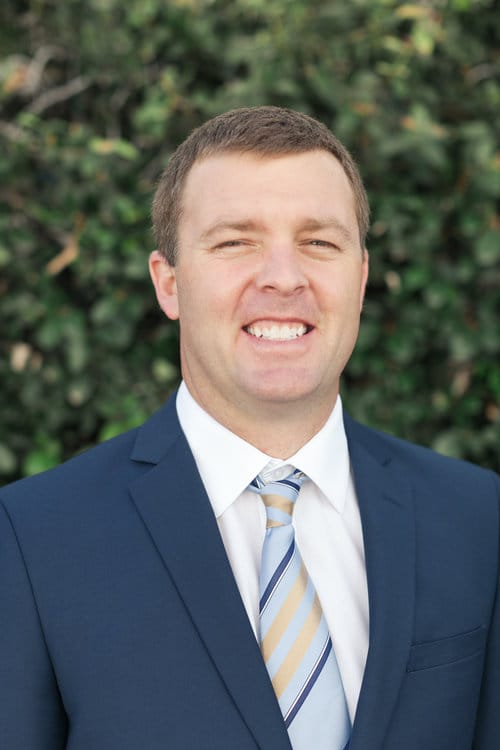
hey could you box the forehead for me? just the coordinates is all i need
[179,149,357,229]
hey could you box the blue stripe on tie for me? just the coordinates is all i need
[264,578,317,677]
[264,484,298,502]
[266,507,293,525]
[284,637,332,728]
[259,539,295,612]
[260,528,295,600]
[276,604,329,713]
[278,478,302,492]
[259,550,302,642]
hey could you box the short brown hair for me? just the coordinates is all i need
[152,106,369,264]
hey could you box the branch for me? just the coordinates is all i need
[27,75,91,115]
[0,121,29,143]
[23,45,65,95]
[466,62,500,85]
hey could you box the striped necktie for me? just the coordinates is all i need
[249,468,351,750]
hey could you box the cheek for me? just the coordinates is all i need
[333,267,366,306]
[317,278,364,326]
[177,274,235,333]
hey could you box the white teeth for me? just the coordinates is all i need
[246,323,308,341]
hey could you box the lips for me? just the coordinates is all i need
[244,321,311,341]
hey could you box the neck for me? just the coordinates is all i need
[231,415,331,459]
[184,383,338,459]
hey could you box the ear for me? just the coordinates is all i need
[359,248,369,311]
[149,250,179,320]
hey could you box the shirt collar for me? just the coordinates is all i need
[176,381,350,517]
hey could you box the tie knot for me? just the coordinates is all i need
[250,469,307,528]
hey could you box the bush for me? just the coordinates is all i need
[1,0,499,483]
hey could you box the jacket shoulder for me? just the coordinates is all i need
[0,393,181,514]
[344,413,499,495]
[0,427,141,513]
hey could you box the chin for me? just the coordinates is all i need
[244,381,318,405]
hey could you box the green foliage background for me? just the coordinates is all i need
[1,0,499,483]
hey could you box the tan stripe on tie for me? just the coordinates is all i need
[261,493,294,528]
[261,562,308,661]
[271,593,323,699]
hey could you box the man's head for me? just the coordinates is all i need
[152,106,369,264]
[149,107,369,453]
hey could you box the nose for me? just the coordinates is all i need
[255,243,308,295]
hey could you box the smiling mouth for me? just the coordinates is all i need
[244,322,312,341]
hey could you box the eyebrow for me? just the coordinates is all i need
[199,216,356,245]
[199,219,263,242]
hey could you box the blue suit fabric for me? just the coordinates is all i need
[0,394,498,749]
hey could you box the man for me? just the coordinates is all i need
[0,107,498,750]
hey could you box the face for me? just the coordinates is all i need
[150,150,368,429]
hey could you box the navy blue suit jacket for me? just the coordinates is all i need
[1,395,499,749]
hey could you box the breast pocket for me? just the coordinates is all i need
[406,625,486,672]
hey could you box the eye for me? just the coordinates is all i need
[212,238,258,255]
[216,239,246,248]
[308,239,335,247]
[302,238,341,253]
[299,238,344,260]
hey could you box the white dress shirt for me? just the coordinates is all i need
[176,381,369,721]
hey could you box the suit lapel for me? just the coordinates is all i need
[128,397,291,750]
[345,416,416,750]
[127,398,416,749]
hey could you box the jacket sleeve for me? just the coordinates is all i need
[472,472,500,750]
[0,500,67,749]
